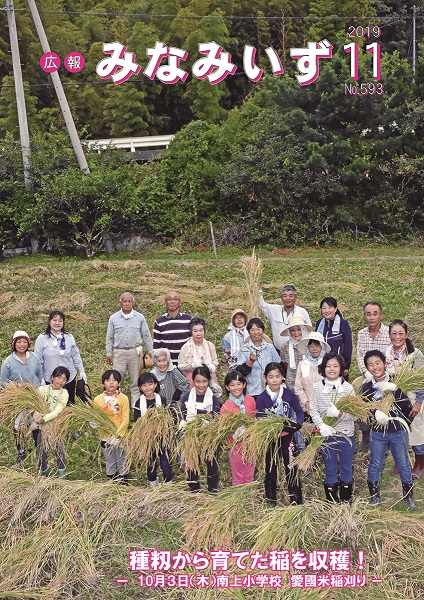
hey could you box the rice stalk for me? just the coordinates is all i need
[240,415,294,472]
[183,481,261,550]
[0,382,64,453]
[124,406,177,468]
[337,393,374,420]
[200,411,255,462]
[52,399,117,440]
[392,361,424,392]
[240,248,262,317]
[176,414,215,473]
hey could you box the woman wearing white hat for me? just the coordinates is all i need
[0,330,43,463]
[222,309,249,371]
[280,316,313,390]
[294,332,331,416]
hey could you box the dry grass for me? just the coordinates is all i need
[240,248,262,317]
[124,407,177,468]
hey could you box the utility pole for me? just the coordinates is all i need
[5,0,32,188]
[412,5,416,84]
[26,0,89,172]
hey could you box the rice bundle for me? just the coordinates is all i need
[375,362,424,415]
[200,410,255,462]
[293,394,373,473]
[176,414,214,473]
[124,407,177,468]
[240,247,262,317]
[52,399,117,440]
[240,415,294,471]
[0,382,63,453]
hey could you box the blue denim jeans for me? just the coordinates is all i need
[321,434,355,485]
[368,429,412,485]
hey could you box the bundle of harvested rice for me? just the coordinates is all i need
[240,248,262,317]
[124,406,177,468]
[176,414,214,473]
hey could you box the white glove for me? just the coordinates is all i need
[375,410,389,426]
[178,419,187,431]
[363,370,373,382]
[326,403,341,418]
[201,418,209,428]
[233,426,246,440]
[206,363,216,374]
[32,411,44,424]
[136,346,142,356]
[79,371,88,383]
[89,421,98,429]
[107,435,120,447]
[376,381,397,392]
[319,423,336,437]
[192,359,203,369]
[407,392,417,402]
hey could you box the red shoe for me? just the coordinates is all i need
[390,465,399,475]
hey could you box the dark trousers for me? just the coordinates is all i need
[34,429,65,472]
[187,454,219,493]
[147,450,173,483]
[265,434,300,502]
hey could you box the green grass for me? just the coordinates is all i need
[1,246,424,598]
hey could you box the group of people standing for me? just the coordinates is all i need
[2,285,423,510]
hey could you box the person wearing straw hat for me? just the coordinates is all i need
[259,285,312,350]
[0,330,43,464]
[280,316,313,390]
[295,332,331,416]
[222,309,249,371]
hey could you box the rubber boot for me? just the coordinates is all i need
[411,454,424,479]
[402,483,417,511]
[119,473,129,486]
[149,478,159,487]
[265,479,277,506]
[368,481,381,505]
[339,480,353,504]
[356,429,370,453]
[323,482,340,503]
[288,481,304,505]
[40,468,50,477]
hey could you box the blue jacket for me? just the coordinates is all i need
[315,316,353,370]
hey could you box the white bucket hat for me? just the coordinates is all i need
[297,331,331,355]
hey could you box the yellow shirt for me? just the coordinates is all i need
[38,384,69,423]
[93,391,130,438]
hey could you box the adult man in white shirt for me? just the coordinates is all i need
[259,284,312,350]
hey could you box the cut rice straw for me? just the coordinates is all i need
[293,394,373,473]
[200,411,255,463]
[0,382,64,453]
[375,362,424,414]
[240,415,294,472]
[176,414,214,473]
[52,399,117,440]
[124,406,177,468]
[240,247,262,317]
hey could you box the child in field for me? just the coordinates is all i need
[256,362,304,505]
[32,366,70,477]
[362,350,416,510]
[134,372,173,486]
[222,310,249,371]
[221,371,256,486]
[93,370,130,484]
[180,365,221,494]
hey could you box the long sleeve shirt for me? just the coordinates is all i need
[236,341,281,397]
[93,391,130,438]
[315,316,353,370]
[38,384,69,423]
[106,310,153,355]
[153,311,192,365]
[34,333,85,383]
[309,379,356,436]
[259,293,312,349]
[0,352,43,387]
[356,323,390,374]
